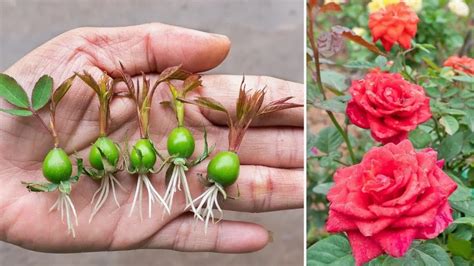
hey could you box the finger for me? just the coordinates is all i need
[62,23,231,75]
[145,214,270,253]
[191,126,304,168]
[196,75,304,127]
[187,165,303,213]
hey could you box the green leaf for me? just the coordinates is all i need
[31,75,53,110]
[449,185,474,216]
[52,75,75,106]
[383,243,453,266]
[312,182,334,195]
[307,235,354,266]
[0,108,33,116]
[343,60,375,69]
[313,98,347,113]
[452,256,471,266]
[438,131,464,161]
[321,70,348,92]
[374,56,387,68]
[409,128,432,148]
[315,127,344,154]
[453,75,474,83]
[447,234,472,259]
[439,115,459,135]
[463,109,474,132]
[453,217,474,226]
[0,73,30,108]
[22,181,58,192]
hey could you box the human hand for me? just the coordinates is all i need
[0,23,303,253]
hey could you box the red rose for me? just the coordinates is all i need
[369,2,419,51]
[326,140,457,265]
[443,56,474,76]
[346,69,431,144]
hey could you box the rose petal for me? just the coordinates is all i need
[347,231,384,266]
[355,217,395,236]
[326,210,358,232]
[373,228,417,257]
[416,202,453,239]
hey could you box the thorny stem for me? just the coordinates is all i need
[99,102,108,137]
[29,107,54,138]
[307,4,356,164]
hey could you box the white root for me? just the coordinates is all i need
[189,185,224,234]
[129,174,170,220]
[49,192,78,237]
[163,164,198,215]
[89,173,125,223]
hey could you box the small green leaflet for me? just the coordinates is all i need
[31,75,53,110]
[307,234,354,266]
[439,115,459,135]
[0,108,33,116]
[0,73,30,108]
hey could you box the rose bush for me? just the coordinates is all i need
[346,69,431,144]
[307,1,473,265]
[326,140,457,265]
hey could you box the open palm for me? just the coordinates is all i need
[0,23,303,253]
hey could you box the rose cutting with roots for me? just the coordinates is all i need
[159,73,213,215]
[76,71,126,222]
[0,73,83,237]
[184,78,303,232]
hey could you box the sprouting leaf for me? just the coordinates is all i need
[183,74,202,94]
[0,108,33,116]
[307,234,354,266]
[187,96,228,113]
[157,64,189,83]
[190,127,214,166]
[52,74,76,106]
[31,75,53,110]
[0,73,30,108]
[259,96,303,115]
[439,115,459,135]
[76,71,100,94]
[22,181,58,192]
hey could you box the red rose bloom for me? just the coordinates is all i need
[443,56,474,75]
[346,69,431,144]
[369,2,419,51]
[326,140,457,266]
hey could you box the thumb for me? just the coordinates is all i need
[64,23,231,75]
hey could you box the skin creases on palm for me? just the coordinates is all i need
[0,24,304,253]
[0,59,221,251]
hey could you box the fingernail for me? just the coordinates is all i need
[267,230,274,243]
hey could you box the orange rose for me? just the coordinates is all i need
[368,2,419,51]
[443,56,474,76]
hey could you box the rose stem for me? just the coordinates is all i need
[307,3,356,163]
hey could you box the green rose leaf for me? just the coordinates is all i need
[321,70,348,92]
[409,128,432,148]
[439,115,459,135]
[32,75,53,110]
[315,127,344,154]
[312,182,334,195]
[307,234,354,266]
[383,243,453,266]
[447,234,472,260]
[438,131,464,161]
[453,217,474,226]
[449,185,474,216]
[0,108,33,116]
[0,73,30,108]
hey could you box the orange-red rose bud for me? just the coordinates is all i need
[443,56,474,76]
[368,2,419,52]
